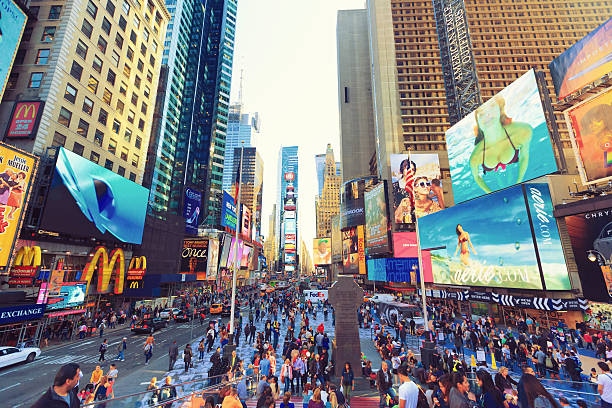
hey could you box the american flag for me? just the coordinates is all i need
[405,162,415,203]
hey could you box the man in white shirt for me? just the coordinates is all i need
[398,365,419,408]
[598,362,612,408]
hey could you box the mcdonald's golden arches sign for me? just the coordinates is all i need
[82,246,125,295]
[5,101,45,139]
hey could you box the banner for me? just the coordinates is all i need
[357,225,366,275]
[221,191,237,230]
[364,182,391,255]
[183,188,201,235]
[313,238,331,265]
[341,227,358,274]
[550,18,612,100]
[180,239,209,275]
[46,282,87,310]
[392,232,418,258]
[0,303,45,325]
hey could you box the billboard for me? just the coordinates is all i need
[0,143,37,267]
[303,290,328,302]
[227,237,244,269]
[357,225,366,274]
[180,239,208,275]
[342,227,358,274]
[365,182,390,254]
[219,235,232,268]
[46,282,87,310]
[550,18,612,100]
[393,232,418,258]
[5,101,45,139]
[0,0,27,103]
[331,214,342,263]
[341,176,376,228]
[367,258,420,283]
[39,147,148,244]
[565,87,612,185]
[221,191,237,230]
[446,69,558,204]
[565,207,612,301]
[390,153,444,224]
[206,238,219,280]
[313,238,331,265]
[183,188,201,235]
[418,184,567,290]
[241,205,252,240]
[240,245,252,268]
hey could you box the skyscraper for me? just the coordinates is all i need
[144,0,237,226]
[276,146,298,267]
[263,204,277,266]
[231,147,264,240]
[337,9,377,182]
[316,144,341,238]
[0,0,170,183]
[222,103,261,193]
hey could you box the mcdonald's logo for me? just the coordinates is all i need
[82,246,125,295]
[129,256,146,271]
[6,101,44,139]
[129,280,141,289]
[16,103,37,120]
[14,246,41,267]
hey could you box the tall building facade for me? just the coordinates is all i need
[315,144,341,238]
[337,9,377,182]
[231,147,263,240]
[263,204,277,266]
[144,0,237,226]
[222,103,261,193]
[0,0,170,183]
[276,146,298,268]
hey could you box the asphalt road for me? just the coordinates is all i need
[1,315,231,407]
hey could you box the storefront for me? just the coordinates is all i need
[0,303,46,347]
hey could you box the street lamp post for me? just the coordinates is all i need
[228,143,244,349]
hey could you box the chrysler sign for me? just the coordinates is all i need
[0,303,46,325]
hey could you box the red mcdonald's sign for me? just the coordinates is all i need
[5,101,45,139]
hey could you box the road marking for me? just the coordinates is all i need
[0,368,20,377]
[0,382,21,392]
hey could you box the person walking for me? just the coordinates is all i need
[521,374,560,408]
[449,372,477,408]
[340,362,355,404]
[184,343,193,372]
[598,361,612,408]
[198,339,206,361]
[377,361,395,408]
[98,320,106,338]
[115,337,127,361]
[99,339,108,362]
[168,340,179,371]
[398,365,419,408]
[144,340,153,365]
[32,363,81,408]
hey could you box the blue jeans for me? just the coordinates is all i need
[116,350,124,360]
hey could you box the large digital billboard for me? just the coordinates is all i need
[219,235,232,268]
[341,177,376,228]
[565,207,612,301]
[446,69,557,204]
[0,143,37,267]
[365,182,390,254]
[565,87,612,185]
[241,204,252,240]
[227,237,244,269]
[221,191,237,230]
[418,183,567,290]
[313,238,331,265]
[180,239,208,275]
[342,227,358,274]
[40,147,148,244]
[393,232,417,258]
[46,282,87,310]
[183,188,201,235]
[0,0,27,103]
[331,214,342,263]
[550,18,612,100]
[367,258,419,283]
[390,153,444,224]
[206,238,219,280]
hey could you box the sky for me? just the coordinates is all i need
[229,0,367,259]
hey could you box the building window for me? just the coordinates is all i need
[82,97,94,115]
[35,49,50,64]
[101,17,112,35]
[58,107,72,128]
[97,36,107,53]
[129,172,136,182]
[119,81,127,96]
[86,0,98,19]
[76,39,88,60]
[115,33,124,49]
[140,102,147,115]
[108,139,117,154]
[119,16,127,31]
[127,110,135,123]
[111,50,120,67]
[90,151,100,164]
[138,119,144,131]
[70,61,83,81]
[14,49,25,65]
[120,147,128,161]
[106,0,116,16]
[112,119,120,134]
[135,135,142,149]
[41,26,56,42]
[126,46,134,61]
[105,159,114,170]
[122,0,130,15]
[64,83,78,103]
[29,6,39,17]
[146,70,152,83]
[22,26,33,41]
[117,166,125,176]
[149,55,155,67]
[124,127,132,142]
[52,131,66,147]
[143,28,150,43]
[87,76,99,94]
[94,129,104,146]
[81,19,94,38]
[130,92,138,106]
[107,69,116,85]
[129,30,137,44]
[48,5,62,19]
[92,55,103,73]
[131,154,139,167]
[72,142,84,156]
[7,73,18,89]
[143,85,150,98]
[98,108,108,126]
[134,75,141,89]
[102,88,112,105]
[77,119,89,137]
[28,72,43,88]
[123,64,131,78]
[136,59,144,72]
[140,43,146,55]
[116,100,124,114]
[133,15,140,29]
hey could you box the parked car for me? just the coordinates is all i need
[209,303,223,314]
[174,310,193,322]
[159,308,181,320]
[131,318,168,334]
[0,346,41,368]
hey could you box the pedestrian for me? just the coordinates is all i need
[93,375,112,404]
[144,341,153,365]
[98,320,106,338]
[107,363,118,384]
[340,362,355,404]
[32,363,81,408]
[598,361,612,408]
[115,337,127,361]
[377,361,395,408]
[90,365,103,385]
[184,343,193,372]
[521,374,559,408]
[198,338,206,360]
[397,365,418,408]
[159,376,178,408]
[98,339,108,362]
[449,372,477,408]
[281,358,294,393]
[476,370,504,408]
[169,340,179,371]
[281,392,295,408]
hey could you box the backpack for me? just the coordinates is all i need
[416,384,429,408]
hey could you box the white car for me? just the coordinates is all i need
[159,308,180,320]
[0,346,41,368]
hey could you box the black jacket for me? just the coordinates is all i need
[31,386,80,408]
[376,369,393,394]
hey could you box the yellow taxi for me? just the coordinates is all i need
[209,303,223,314]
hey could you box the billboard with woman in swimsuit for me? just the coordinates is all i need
[446,69,558,204]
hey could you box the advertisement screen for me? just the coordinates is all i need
[393,232,418,258]
[550,18,612,100]
[565,207,612,301]
[390,153,444,224]
[566,87,612,185]
[241,204,252,239]
[5,101,45,139]
[313,238,331,265]
[342,227,358,274]
[0,143,37,266]
[341,177,376,228]
[446,69,557,204]
[418,184,544,289]
[284,218,296,235]
[183,188,201,235]
[367,258,419,283]
[39,147,148,244]
[206,238,219,280]
[219,236,232,268]
[0,0,27,103]
[180,239,208,275]
[227,238,244,269]
[365,182,390,254]
[331,214,342,263]
[221,191,237,230]
[240,245,251,268]
[46,282,87,310]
